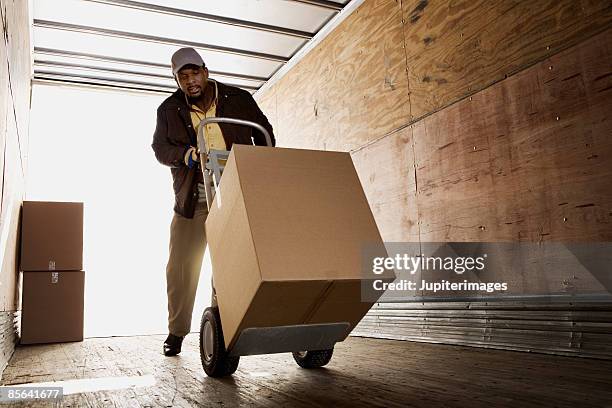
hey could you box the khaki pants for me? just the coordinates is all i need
[166,202,209,337]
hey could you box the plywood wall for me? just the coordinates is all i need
[402,0,612,120]
[256,0,612,245]
[410,28,612,243]
[357,29,612,299]
[259,0,411,151]
[257,0,612,151]
[255,0,612,301]
[0,0,31,312]
[351,126,419,242]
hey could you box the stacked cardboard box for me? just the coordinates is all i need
[19,201,84,344]
[206,145,393,350]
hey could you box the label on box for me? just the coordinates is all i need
[51,272,59,284]
[48,261,56,271]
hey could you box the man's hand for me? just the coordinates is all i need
[184,146,200,168]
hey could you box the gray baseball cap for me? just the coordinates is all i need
[171,47,204,75]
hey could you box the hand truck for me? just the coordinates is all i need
[196,118,350,377]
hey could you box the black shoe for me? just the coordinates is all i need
[163,334,184,356]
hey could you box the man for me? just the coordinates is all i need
[152,47,275,356]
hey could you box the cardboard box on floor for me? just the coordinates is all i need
[21,270,84,344]
[206,145,393,350]
[20,201,84,271]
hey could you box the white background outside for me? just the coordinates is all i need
[26,84,213,337]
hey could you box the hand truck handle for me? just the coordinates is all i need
[197,117,272,211]
[196,117,272,154]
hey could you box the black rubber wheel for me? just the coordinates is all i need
[199,307,240,377]
[292,349,334,368]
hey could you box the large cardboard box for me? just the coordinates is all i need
[21,270,84,344]
[20,201,83,271]
[206,145,391,349]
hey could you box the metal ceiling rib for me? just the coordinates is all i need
[34,47,269,82]
[286,0,344,10]
[34,71,177,92]
[32,76,175,95]
[34,20,290,63]
[33,61,261,91]
[32,0,351,94]
[36,60,172,81]
[81,0,315,39]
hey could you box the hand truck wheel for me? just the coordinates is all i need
[200,307,240,377]
[292,348,334,368]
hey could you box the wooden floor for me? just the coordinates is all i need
[1,335,611,407]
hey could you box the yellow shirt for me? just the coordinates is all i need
[189,81,227,153]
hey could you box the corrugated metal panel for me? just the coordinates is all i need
[31,0,354,93]
[352,301,612,360]
[0,312,18,374]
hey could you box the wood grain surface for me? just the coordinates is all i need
[0,2,7,213]
[0,0,30,312]
[2,335,611,407]
[0,0,30,378]
[270,0,410,151]
[350,26,612,246]
[344,27,612,308]
[413,27,612,243]
[3,0,31,151]
[351,126,419,242]
[402,0,612,120]
[256,0,612,152]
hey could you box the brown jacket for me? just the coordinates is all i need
[152,81,275,218]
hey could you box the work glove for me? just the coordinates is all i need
[184,146,200,169]
[197,182,207,204]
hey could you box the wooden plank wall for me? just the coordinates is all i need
[0,0,31,372]
[402,0,612,120]
[351,25,612,301]
[410,29,612,244]
[261,0,411,151]
[258,0,612,150]
[255,0,612,356]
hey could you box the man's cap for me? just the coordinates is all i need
[171,47,204,75]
